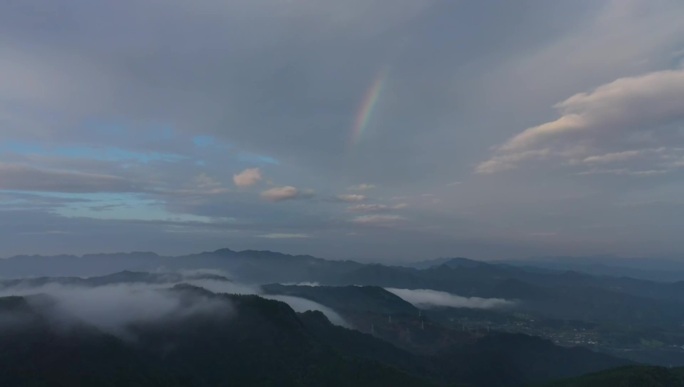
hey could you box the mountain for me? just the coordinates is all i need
[0,279,632,387]
[433,333,630,387]
[6,249,684,369]
[263,284,419,315]
[0,270,231,290]
[0,287,433,387]
[301,310,630,386]
[7,250,684,330]
[0,249,364,283]
[506,256,684,282]
[541,366,684,387]
[407,257,492,270]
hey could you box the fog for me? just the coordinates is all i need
[279,282,321,287]
[0,282,232,337]
[386,288,515,309]
[186,279,349,326]
[263,295,349,328]
[0,270,350,336]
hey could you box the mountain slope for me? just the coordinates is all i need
[541,366,684,387]
[0,287,433,387]
[0,282,633,387]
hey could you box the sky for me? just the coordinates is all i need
[1,0,684,262]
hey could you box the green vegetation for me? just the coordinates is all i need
[541,366,684,387]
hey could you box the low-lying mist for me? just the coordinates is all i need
[263,295,348,327]
[386,288,515,310]
[0,282,232,337]
[0,270,349,337]
[186,279,349,327]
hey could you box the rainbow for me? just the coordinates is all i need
[350,68,389,146]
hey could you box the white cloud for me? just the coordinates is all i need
[0,270,351,332]
[0,282,232,337]
[260,186,301,202]
[577,168,667,177]
[233,168,262,187]
[347,203,407,212]
[351,214,403,225]
[386,288,515,309]
[477,69,684,175]
[347,184,376,191]
[475,149,553,174]
[348,204,390,212]
[337,194,366,202]
[262,295,349,327]
[581,150,648,164]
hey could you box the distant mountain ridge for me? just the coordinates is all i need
[505,255,684,282]
[6,249,684,329]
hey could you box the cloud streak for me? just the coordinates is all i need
[261,186,304,202]
[262,295,349,327]
[347,203,408,213]
[352,214,403,225]
[386,288,515,309]
[0,163,137,193]
[337,194,366,203]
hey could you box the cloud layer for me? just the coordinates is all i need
[0,282,232,337]
[386,288,515,310]
[0,271,350,335]
[1,1,684,260]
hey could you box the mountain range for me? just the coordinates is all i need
[2,248,684,385]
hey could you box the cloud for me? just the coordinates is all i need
[257,233,311,239]
[577,168,667,177]
[183,279,261,296]
[260,186,304,202]
[169,278,347,327]
[347,203,408,212]
[477,69,684,175]
[233,168,262,188]
[279,282,321,287]
[337,194,366,203]
[0,282,232,337]
[1,0,683,260]
[386,288,515,309]
[0,269,351,335]
[348,204,390,212]
[262,295,349,327]
[475,149,553,174]
[182,278,346,327]
[351,214,403,225]
[347,184,376,191]
[186,173,230,195]
[0,163,136,193]
[580,150,649,164]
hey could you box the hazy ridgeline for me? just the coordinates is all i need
[3,249,684,386]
